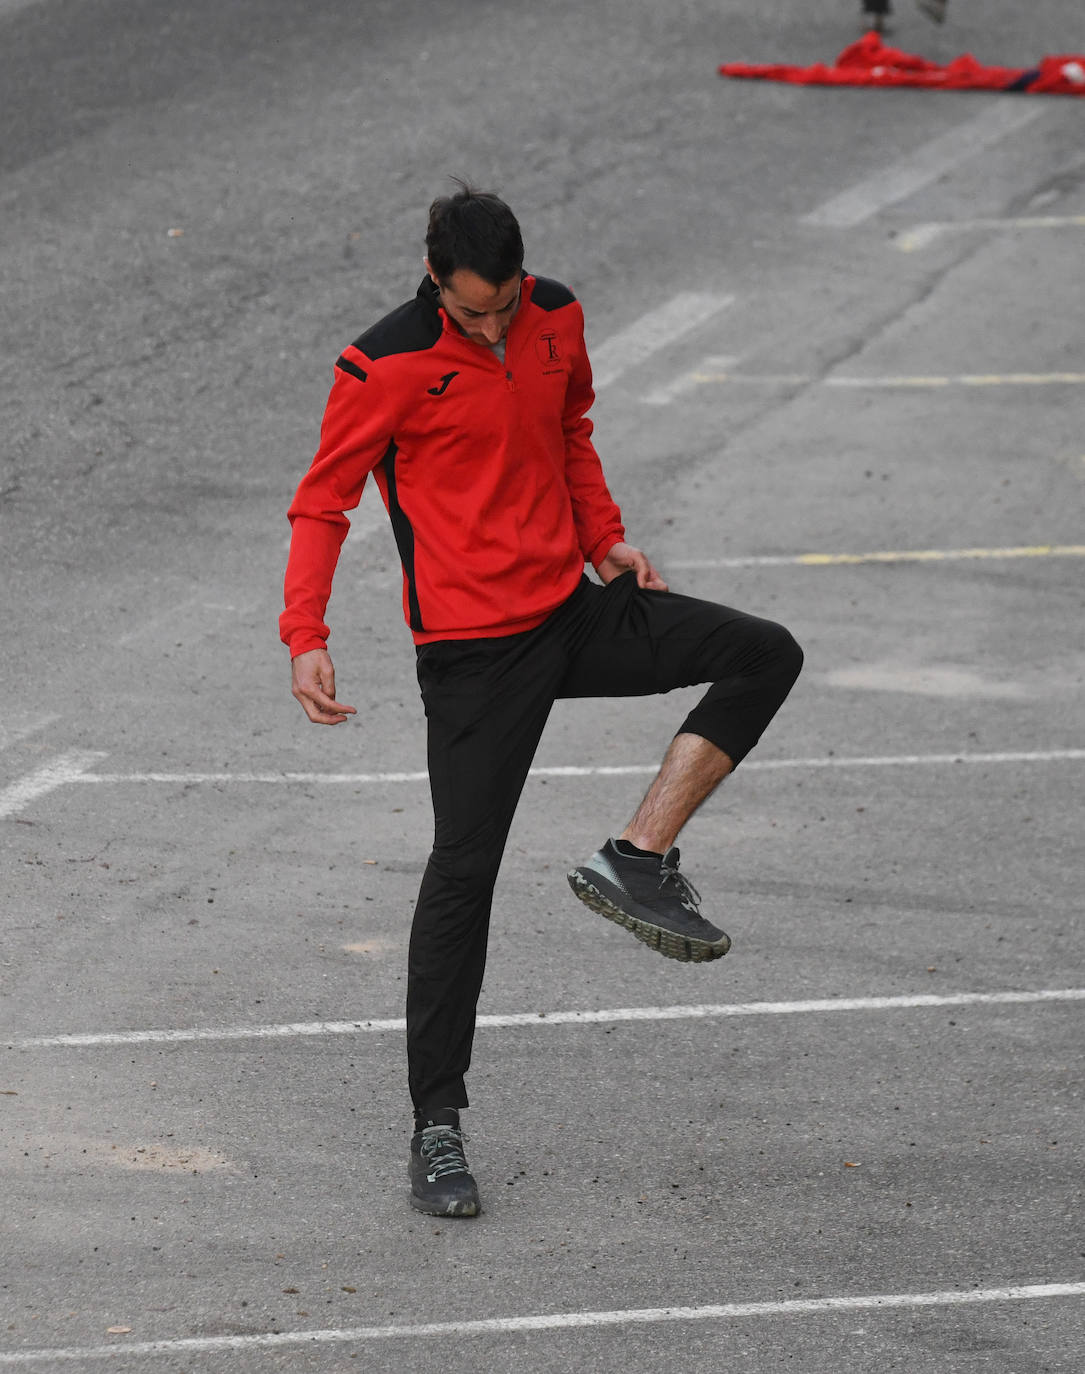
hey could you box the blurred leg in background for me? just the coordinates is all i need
[861,0,892,34]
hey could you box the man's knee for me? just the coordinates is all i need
[766,619,803,688]
[718,611,803,686]
[426,828,506,891]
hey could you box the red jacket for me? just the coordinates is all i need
[720,34,1085,95]
[280,273,625,653]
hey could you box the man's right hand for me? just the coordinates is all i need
[291,648,357,725]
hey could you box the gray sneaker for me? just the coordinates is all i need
[916,0,947,21]
[568,840,731,964]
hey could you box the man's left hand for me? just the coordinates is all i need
[596,541,668,592]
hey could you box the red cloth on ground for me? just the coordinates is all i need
[719,33,1085,95]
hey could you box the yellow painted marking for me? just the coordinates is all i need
[691,372,1085,388]
[669,545,1085,570]
[897,214,1085,252]
[798,545,1085,567]
[833,373,1085,388]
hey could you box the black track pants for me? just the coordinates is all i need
[407,573,803,1110]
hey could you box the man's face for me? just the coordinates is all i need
[427,263,521,346]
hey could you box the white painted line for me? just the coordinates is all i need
[2,1282,1082,1363]
[57,749,1085,791]
[590,294,734,390]
[533,750,1085,774]
[11,988,1085,1050]
[896,214,1085,252]
[68,768,430,785]
[0,751,108,819]
[802,100,1047,227]
[669,544,1085,569]
[741,750,1085,768]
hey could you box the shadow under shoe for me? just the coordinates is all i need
[409,1109,481,1217]
[567,840,731,964]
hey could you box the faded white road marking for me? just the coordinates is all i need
[896,213,1085,252]
[11,988,1085,1050]
[1,1282,1082,1362]
[0,712,58,752]
[0,751,108,819]
[802,101,1047,227]
[668,544,1085,569]
[819,663,1027,700]
[643,354,740,406]
[589,294,734,389]
[115,597,252,647]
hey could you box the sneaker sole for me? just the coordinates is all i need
[408,1191,480,1218]
[567,870,730,963]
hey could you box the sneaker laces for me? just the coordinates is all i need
[418,1124,470,1179]
[659,853,701,913]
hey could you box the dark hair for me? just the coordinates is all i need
[426,182,524,287]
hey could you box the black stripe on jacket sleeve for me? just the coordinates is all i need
[335,354,368,383]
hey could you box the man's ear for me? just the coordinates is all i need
[423,258,440,289]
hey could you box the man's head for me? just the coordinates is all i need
[425,184,524,346]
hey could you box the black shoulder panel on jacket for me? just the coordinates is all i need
[528,275,577,312]
[353,290,442,361]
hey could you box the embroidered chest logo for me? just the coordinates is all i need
[427,371,459,397]
[535,331,561,366]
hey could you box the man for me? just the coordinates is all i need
[281,185,802,1219]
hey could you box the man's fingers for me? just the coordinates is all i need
[600,546,670,592]
[298,690,356,725]
[306,689,356,715]
[290,649,356,724]
[635,557,668,592]
[306,687,356,715]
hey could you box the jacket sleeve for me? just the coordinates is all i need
[279,351,391,656]
[561,301,626,567]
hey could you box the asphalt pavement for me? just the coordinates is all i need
[2,0,1083,1369]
